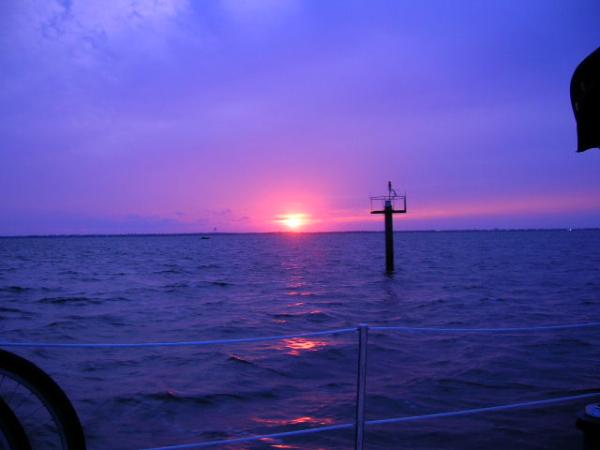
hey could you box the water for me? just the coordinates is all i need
[1,230,600,449]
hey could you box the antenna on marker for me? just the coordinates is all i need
[388,180,399,197]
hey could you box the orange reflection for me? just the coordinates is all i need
[286,290,314,297]
[289,416,335,425]
[254,416,336,426]
[280,337,328,356]
[258,437,296,449]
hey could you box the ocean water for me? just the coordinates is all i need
[1,230,600,449]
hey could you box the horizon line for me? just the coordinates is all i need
[1,227,598,239]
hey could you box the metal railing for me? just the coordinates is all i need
[369,194,407,213]
[3,321,600,450]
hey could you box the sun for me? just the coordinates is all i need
[279,213,307,231]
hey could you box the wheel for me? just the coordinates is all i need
[0,349,86,450]
[0,396,31,450]
[0,349,85,449]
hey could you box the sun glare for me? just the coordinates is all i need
[280,213,307,231]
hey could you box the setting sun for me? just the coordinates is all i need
[279,213,308,231]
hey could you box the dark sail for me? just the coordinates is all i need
[570,47,600,152]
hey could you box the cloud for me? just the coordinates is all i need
[2,0,191,68]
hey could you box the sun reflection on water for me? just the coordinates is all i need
[254,416,336,448]
[254,416,336,426]
[279,337,329,356]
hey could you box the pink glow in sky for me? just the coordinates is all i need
[1,1,599,235]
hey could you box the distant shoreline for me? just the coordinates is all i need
[0,228,598,239]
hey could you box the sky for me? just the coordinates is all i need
[1,0,599,235]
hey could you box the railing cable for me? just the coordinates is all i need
[371,321,600,333]
[2,322,600,349]
[0,328,357,349]
[142,393,600,450]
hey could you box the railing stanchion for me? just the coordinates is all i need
[355,324,369,450]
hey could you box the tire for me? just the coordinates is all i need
[0,396,31,450]
[0,349,86,450]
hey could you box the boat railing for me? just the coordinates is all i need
[3,321,600,450]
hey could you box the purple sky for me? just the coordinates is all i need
[1,1,599,235]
